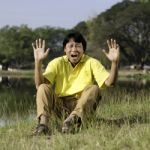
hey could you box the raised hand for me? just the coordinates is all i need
[32,39,50,62]
[102,39,120,62]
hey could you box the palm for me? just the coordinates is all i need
[106,47,119,62]
[32,39,50,61]
[103,39,120,62]
[34,47,46,60]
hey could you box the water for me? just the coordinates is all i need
[0,76,36,127]
[0,76,150,127]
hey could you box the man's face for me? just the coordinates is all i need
[64,38,84,66]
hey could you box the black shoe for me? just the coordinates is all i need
[33,124,51,136]
[62,115,82,133]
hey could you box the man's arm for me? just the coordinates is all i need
[102,39,120,87]
[105,61,119,86]
[34,60,44,89]
[32,39,50,89]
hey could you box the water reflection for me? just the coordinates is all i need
[0,76,2,83]
[0,76,36,126]
[0,76,33,88]
[117,79,150,91]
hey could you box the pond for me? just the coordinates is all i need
[0,76,36,127]
[0,75,150,127]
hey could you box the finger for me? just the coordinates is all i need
[39,38,42,48]
[102,49,108,55]
[42,40,45,49]
[36,40,38,48]
[46,48,50,55]
[32,43,35,50]
[44,48,50,57]
[116,44,120,51]
[107,40,111,49]
[113,39,117,49]
[111,39,114,48]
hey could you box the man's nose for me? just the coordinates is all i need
[72,46,77,51]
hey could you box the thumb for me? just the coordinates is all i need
[32,43,35,50]
[102,49,107,55]
[45,48,50,56]
[45,48,50,55]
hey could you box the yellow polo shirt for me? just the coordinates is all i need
[43,54,109,97]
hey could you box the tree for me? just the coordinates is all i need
[0,25,35,69]
[73,21,89,36]
[90,0,150,68]
[0,25,67,69]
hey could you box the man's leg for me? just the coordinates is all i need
[71,85,101,119]
[62,85,101,133]
[34,83,62,135]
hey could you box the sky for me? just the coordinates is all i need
[0,0,123,29]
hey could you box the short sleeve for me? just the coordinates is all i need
[43,60,57,85]
[92,59,109,88]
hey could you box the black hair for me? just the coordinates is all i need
[63,31,87,51]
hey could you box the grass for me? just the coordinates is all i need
[0,84,150,150]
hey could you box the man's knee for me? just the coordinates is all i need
[37,83,51,93]
[85,85,100,94]
[89,85,101,105]
[90,85,100,92]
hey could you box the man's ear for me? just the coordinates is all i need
[64,48,66,53]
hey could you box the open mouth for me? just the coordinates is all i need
[71,54,78,58]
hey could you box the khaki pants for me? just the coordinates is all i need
[36,84,101,122]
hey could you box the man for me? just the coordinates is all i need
[32,31,119,135]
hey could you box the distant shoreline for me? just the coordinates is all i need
[0,70,34,78]
[0,69,150,80]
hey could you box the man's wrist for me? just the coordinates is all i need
[35,59,42,64]
[35,60,43,69]
[112,59,119,65]
[111,60,119,69]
